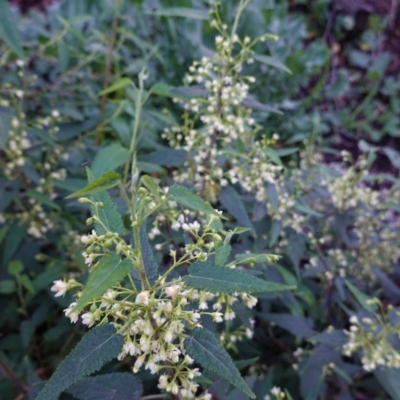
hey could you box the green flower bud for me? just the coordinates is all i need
[78,197,91,204]
[86,217,94,225]
[104,239,113,249]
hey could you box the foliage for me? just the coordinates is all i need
[1,0,400,399]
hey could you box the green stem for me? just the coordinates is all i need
[133,223,151,290]
[123,72,145,186]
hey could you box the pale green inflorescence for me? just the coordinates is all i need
[343,303,400,372]
[52,207,258,399]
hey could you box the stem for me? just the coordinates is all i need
[123,74,145,187]
[133,224,151,290]
[0,358,28,395]
[96,0,122,145]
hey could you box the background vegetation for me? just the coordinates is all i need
[1,0,400,399]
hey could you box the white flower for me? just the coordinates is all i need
[212,312,223,322]
[271,386,282,396]
[81,312,96,327]
[164,330,174,343]
[133,354,145,373]
[81,235,89,244]
[51,280,67,297]
[158,374,169,389]
[82,252,93,266]
[51,110,60,118]
[64,302,79,323]
[349,315,358,324]
[165,284,180,299]
[136,291,150,305]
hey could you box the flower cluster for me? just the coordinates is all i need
[264,386,286,400]
[343,310,400,371]
[55,273,257,399]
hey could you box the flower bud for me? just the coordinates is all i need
[78,197,91,204]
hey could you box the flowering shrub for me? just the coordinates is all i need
[1,1,400,400]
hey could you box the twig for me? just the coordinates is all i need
[59,320,82,356]
[0,358,28,395]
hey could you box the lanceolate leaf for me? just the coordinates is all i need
[218,186,255,234]
[91,144,131,178]
[183,262,294,294]
[253,53,291,74]
[184,328,255,398]
[73,253,131,313]
[144,7,209,20]
[131,223,158,282]
[36,325,123,400]
[0,107,13,150]
[0,0,25,59]
[67,373,143,400]
[169,185,220,216]
[345,280,377,313]
[215,243,231,266]
[66,171,121,198]
[140,148,187,167]
[87,168,124,235]
[98,77,132,96]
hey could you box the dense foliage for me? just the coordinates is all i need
[1,0,400,399]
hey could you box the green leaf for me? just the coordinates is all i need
[235,253,278,265]
[183,262,294,294]
[285,389,295,400]
[141,175,161,202]
[20,274,36,295]
[264,313,314,338]
[0,107,13,150]
[184,328,255,398]
[253,54,291,74]
[57,41,70,72]
[73,253,131,313]
[375,367,400,400]
[24,189,61,211]
[66,171,121,198]
[131,223,158,282]
[91,144,131,178]
[0,0,25,59]
[36,325,123,400]
[345,281,377,313]
[139,149,187,167]
[67,373,142,400]
[234,357,259,371]
[0,280,16,294]
[218,187,255,234]
[1,224,24,265]
[8,260,23,276]
[215,243,231,266]
[99,78,133,96]
[169,185,220,216]
[86,169,124,235]
[0,226,8,246]
[144,7,208,20]
[264,148,283,166]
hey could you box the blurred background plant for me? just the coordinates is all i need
[1,0,400,399]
